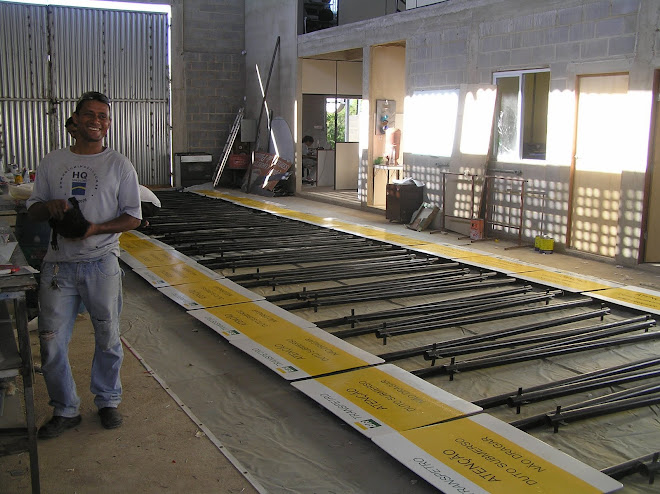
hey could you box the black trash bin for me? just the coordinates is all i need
[15,208,50,318]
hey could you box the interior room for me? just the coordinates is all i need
[2,1,660,493]
[299,52,363,202]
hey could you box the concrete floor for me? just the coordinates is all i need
[166,186,660,492]
[5,187,659,493]
[283,188,660,292]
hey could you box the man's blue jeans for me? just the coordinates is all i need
[38,254,124,417]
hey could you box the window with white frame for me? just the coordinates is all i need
[404,89,459,157]
[493,69,550,161]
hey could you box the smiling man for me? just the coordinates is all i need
[27,91,142,439]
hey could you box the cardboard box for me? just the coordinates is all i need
[536,235,554,253]
[470,219,484,240]
[406,204,439,231]
[227,154,250,169]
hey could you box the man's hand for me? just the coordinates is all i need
[81,223,99,239]
[45,199,70,220]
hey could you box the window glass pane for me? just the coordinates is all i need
[327,97,361,145]
[325,97,343,148]
[521,72,549,160]
[495,76,519,160]
[404,89,458,157]
[347,99,360,142]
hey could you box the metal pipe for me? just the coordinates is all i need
[474,356,660,409]
[257,261,454,290]
[316,286,533,329]
[376,296,591,342]
[201,245,409,270]
[491,318,655,360]
[425,308,623,363]
[453,317,651,366]
[269,268,471,301]
[511,381,660,430]
[638,453,659,484]
[509,366,660,410]
[376,299,595,359]
[546,394,660,432]
[425,308,622,359]
[602,452,660,481]
[376,290,563,340]
[414,330,660,379]
[230,254,425,281]
[280,273,506,311]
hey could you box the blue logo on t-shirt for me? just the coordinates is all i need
[72,182,86,195]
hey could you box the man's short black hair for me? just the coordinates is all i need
[303,135,314,145]
[65,116,75,127]
[75,91,111,114]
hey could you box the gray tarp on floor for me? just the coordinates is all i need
[121,265,660,494]
[120,190,659,493]
[121,270,439,494]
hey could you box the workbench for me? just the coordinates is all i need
[0,221,40,493]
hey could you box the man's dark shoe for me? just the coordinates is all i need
[38,415,82,439]
[98,407,123,429]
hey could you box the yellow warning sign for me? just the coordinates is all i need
[162,279,261,308]
[459,255,540,274]
[313,366,479,432]
[194,301,315,339]
[353,229,427,246]
[194,189,228,199]
[399,417,609,493]
[516,270,615,292]
[280,211,322,223]
[413,243,475,259]
[231,197,269,209]
[249,325,380,378]
[120,247,188,268]
[590,286,660,314]
[119,237,165,252]
[119,230,146,243]
[320,219,355,230]
[145,263,220,286]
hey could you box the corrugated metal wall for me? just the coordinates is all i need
[0,3,170,186]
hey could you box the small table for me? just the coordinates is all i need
[373,164,404,193]
[0,222,39,493]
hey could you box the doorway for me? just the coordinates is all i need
[301,94,361,190]
[569,73,629,258]
[644,71,660,262]
[328,96,361,190]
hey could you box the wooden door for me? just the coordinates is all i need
[644,73,660,261]
[570,74,629,257]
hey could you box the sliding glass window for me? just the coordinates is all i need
[493,69,550,161]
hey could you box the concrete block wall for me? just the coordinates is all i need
[184,51,245,154]
[408,0,641,146]
[297,0,659,264]
[181,0,246,156]
[402,0,645,254]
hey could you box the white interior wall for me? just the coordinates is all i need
[370,45,406,206]
[296,0,660,266]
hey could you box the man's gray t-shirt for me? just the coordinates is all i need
[26,147,142,262]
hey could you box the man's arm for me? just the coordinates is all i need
[27,200,69,222]
[83,213,141,239]
[28,202,140,239]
